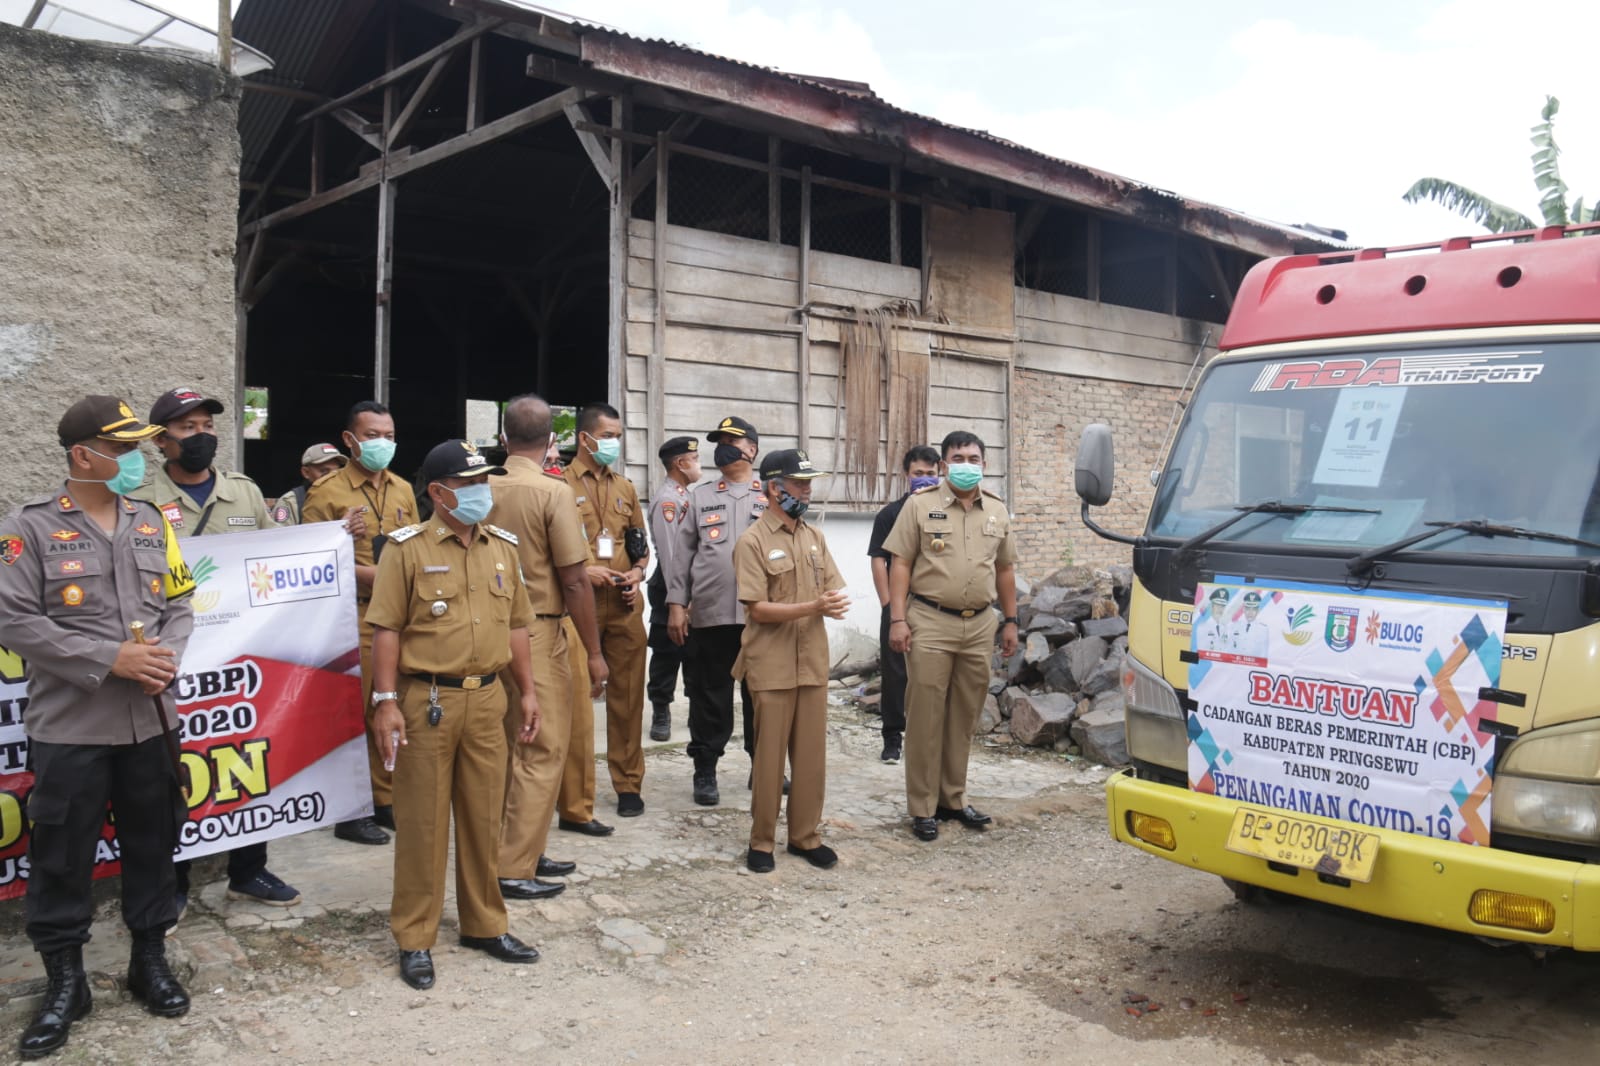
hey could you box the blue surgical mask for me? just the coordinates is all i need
[591,437,621,468]
[908,475,939,492]
[80,446,147,495]
[447,482,494,525]
[354,437,396,472]
[946,463,983,491]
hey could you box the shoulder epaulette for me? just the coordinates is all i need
[21,491,59,510]
[979,487,1005,501]
[388,523,423,544]
[310,469,341,488]
[486,524,519,545]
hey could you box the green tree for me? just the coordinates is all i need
[1402,96,1597,232]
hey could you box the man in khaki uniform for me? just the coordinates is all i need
[130,387,298,912]
[270,442,347,526]
[885,431,1019,842]
[731,451,849,873]
[369,439,541,991]
[489,394,609,901]
[562,402,650,819]
[303,400,420,845]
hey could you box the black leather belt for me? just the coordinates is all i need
[406,672,498,690]
[912,594,993,619]
[535,612,567,620]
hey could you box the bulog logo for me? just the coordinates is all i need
[244,549,341,608]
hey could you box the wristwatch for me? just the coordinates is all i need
[1002,616,1019,626]
[371,690,399,707]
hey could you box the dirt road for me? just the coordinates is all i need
[6,700,1598,1065]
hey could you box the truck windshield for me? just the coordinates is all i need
[1148,339,1600,559]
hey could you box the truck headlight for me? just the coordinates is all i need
[1122,653,1186,770]
[1493,722,1600,845]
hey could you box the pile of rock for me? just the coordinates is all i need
[980,565,1132,767]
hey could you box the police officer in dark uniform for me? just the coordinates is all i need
[645,436,702,741]
[0,396,195,1058]
[665,416,765,806]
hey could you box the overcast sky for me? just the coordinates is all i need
[169,0,1597,247]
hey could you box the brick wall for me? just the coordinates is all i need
[1010,368,1180,580]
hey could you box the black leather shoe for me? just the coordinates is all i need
[746,848,775,873]
[649,703,671,742]
[126,934,189,1017]
[334,817,391,845]
[617,792,644,817]
[911,817,939,841]
[399,949,434,990]
[459,933,540,963]
[372,804,396,831]
[745,772,790,794]
[498,878,566,901]
[536,856,576,877]
[556,818,615,837]
[786,842,838,869]
[692,771,719,807]
[18,947,90,1060]
[936,805,993,828]
[881,734,902,763]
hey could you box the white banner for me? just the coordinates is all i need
[0,523,369,898]
[1187,578,1507,846]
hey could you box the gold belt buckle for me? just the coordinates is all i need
[960,608,976,618]
[462,676,483,690]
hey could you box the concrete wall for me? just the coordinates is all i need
[0,24,240,514]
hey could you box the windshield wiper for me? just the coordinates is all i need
[1347,519,1600,576]
[1174,501,1380,561]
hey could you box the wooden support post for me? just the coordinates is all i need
[566,97,618,187]
[375,179,397,405]
[1086,216,1102,303]
[649,130,668,467]
[889,164,901,265]
[606,97,631,421]
[768,137,781,244]
[217,0,232,72]
[233,298,247,461]
[467,38,485,131]
[797,165,812,452]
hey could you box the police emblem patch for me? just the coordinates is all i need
[0,536,21,565]
[61,584,85,607]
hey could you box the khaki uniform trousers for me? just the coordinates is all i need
[557,619,596,823]
[902,601,997,819]
[497,617,570,879]
[749,686,827,853]
[389,677,508,951]
[596,586,648,795]
[359,617,393,808]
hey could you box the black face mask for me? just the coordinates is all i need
[714,443,747,469]
[176,432,219,474]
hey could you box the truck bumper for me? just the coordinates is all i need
[1106,768,1600,950]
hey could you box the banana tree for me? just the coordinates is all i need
[1402,96,1596,232]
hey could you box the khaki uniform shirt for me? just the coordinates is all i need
[883,485,1017,611]
[489,455,590,616]
[0,486,195,744]
[364,521,534,677]
[731,510,843,691]
[302,462,420,607]
[563,453,646,574]
[129,463,278,536]
[666,475,769,628]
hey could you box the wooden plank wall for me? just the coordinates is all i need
[1015,287,1211,388]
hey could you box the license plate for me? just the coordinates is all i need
[1225,806,1379,883]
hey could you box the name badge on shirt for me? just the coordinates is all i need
[423,565,450,574]
[597,532,615,560]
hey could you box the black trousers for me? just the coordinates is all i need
[683,624,754,766]
[877,604,908,737]
[646,575,684,707]
[25,736,183,953]
[175,841,268,895]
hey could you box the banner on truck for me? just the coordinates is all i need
[0,523,369,899]
[1188,578,1507,846]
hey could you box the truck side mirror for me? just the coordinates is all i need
[1075,424,1115,507]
